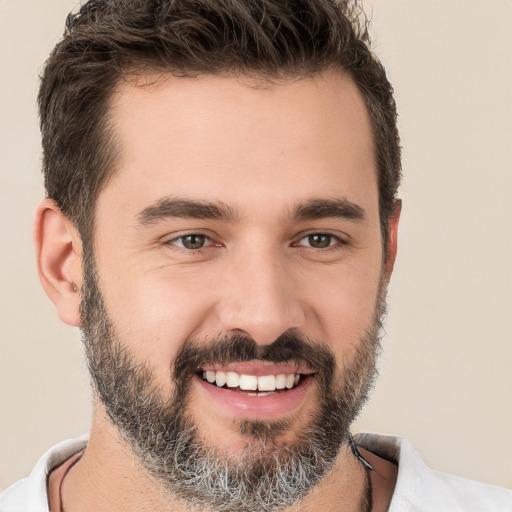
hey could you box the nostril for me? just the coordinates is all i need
[215,283,305,346]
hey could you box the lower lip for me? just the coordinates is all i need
[194,375,314,420]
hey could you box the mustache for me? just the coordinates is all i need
[173,330,336,380]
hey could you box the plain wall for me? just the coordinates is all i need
[1,0,511,491]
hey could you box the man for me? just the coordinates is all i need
[0,0,510,511]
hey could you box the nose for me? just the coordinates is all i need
[216,248,305,345]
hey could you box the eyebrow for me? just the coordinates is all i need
[291,198,366,222]
[137,198,239,225]
[137,196,366,226]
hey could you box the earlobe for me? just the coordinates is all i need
[34,199,83,327]
[384,199,402,280]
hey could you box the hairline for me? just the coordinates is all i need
[79,67,391,254]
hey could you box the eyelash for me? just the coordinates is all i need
[164,232,347,253]
[165,234,216,252]
[292,232,345,250]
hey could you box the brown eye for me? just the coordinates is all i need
[305,234,334,249]
[170,234,211,250]
[182,235,206,249]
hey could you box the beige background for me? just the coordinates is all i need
[1,0,511,492]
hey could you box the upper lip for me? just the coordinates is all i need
[199,361,315,376]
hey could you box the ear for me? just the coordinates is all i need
[384,199,402,281]
[34,199,83,327]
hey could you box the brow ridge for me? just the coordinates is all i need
[137,198,239,224]
[137,196,366,226]
[291,198,366,222]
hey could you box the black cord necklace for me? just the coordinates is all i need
[348,432,375,512]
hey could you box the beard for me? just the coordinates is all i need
[80,246,385,512]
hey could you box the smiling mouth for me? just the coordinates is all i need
[197,369,313,396]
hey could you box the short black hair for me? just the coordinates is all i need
[39,0,401,245]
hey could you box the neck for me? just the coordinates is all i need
[61,410,376,512]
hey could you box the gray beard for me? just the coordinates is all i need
[79,246,384,512]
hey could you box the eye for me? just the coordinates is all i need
[168,234,213,250]
[296,233,340,249]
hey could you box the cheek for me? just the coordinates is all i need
[299,259,383,344]
[97,264,217,375]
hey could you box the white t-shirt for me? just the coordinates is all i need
[1,433,510,511]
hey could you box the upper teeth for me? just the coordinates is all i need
[203,370,301,391]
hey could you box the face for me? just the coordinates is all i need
[81,71,393,510]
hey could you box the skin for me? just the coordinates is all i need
[35,71,400,511]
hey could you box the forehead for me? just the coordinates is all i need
[101,71,377,223]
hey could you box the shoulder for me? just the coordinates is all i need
[0,436,88,512]
[355,433,512,512]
